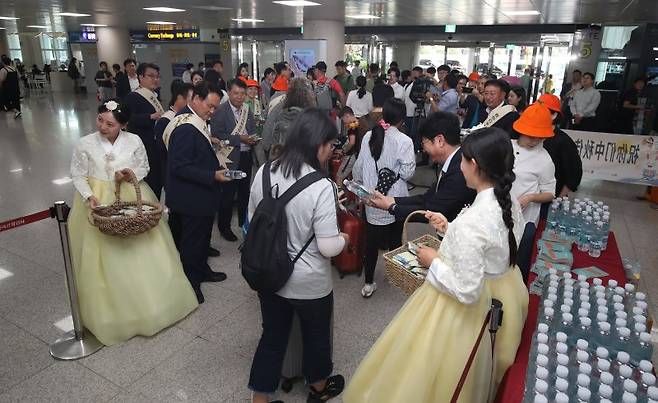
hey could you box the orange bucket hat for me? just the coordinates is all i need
[468,72,480,81]
[272,75,288,91]
[512,103,555,138]
[537,93,562,114]
[246,79,260,88]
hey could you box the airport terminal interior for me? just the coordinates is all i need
[2,1,658,402]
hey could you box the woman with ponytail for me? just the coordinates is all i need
[352,98,415,298]
[345,127,528,403]
[346,75,373,117]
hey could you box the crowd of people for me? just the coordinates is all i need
[63,53,652,403]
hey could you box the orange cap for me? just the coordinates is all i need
[537,94,562,113]
[272,75,288,91]
[246,79,259,88]
[468,72,480,81]
[512,103,555,138]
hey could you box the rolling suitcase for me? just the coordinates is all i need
[280,312,334,393]
[332,209,365,278]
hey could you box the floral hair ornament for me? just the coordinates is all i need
[378,119,391,130]
[104,100,120,113]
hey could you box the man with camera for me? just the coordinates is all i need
[427,74,459,115]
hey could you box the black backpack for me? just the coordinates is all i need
[241,162,324,293]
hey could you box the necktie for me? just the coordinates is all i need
[435,169,444,193]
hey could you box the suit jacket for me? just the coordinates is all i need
[166,106,219,216]
[115,72,131,100]
[393,148,476,222]
[209,101,256,170]
[478,104,520,136]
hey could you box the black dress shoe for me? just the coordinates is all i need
[208,246,221,257]
[204,271,227,282]
[193,287,205,304]
[220,229,238,242]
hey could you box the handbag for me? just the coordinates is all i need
[374,160,399,196]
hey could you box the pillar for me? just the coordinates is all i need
[303,0,345,77]
[0,31,9,56]
[18,34,42,66]
[393,41,421,70]
[95,27,132,67]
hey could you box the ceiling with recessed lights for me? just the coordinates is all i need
[0,0,655,33]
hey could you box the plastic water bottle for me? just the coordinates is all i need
[577,387,592,402]
[647,386,658,403]
[592,358,610,392]
[527,366,550,399]
[632,333,653,365]
[558,203,570,236]
[601,214,610,250]
[598,382,614,402]
[641,374,657,398]
[539,308,555,329]
[614,366,634,401]
[224,170,247,179]
[547,202,559,233]
[589,221,604,257]
[623,392,638,403]
[555,392,569,403]
[595,322,612,349]
[558,313,574,338]
[343,179,374,200]
[529,379,549,402]
[568,208,581,241]
[576,214,591,251]
[638,361,654,381]
[530,333,550,363]
[555,378,570,398]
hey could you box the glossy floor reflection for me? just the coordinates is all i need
[1,94,658,402]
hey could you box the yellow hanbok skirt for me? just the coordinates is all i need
[344,267,528,403]
[67,178,198,346]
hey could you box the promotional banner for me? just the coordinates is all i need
[565,130,658,186]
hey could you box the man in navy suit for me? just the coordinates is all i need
[125,63,165,199]
[166,82,231,304]
[210,78,257,242]
[370,111,476,222]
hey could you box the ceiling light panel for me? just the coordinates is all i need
[0,16,19,20]
[273,1,321,6]
[346,14,381,19]
[55,13,91,17]
[232,18,265,23]
[26,25,48,28]
[502,10,541,16]
[143,7,186,12]
[146,21,176,25]
[81,23,107,27]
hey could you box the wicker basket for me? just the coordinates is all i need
[383,210,441,296]
[90,169,163,237]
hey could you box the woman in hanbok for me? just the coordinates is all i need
[344,127,528,402]
[68,99,198,346]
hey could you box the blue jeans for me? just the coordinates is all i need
[248,291,333,394]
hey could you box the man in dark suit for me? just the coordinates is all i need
[167,82,231,303]
[370,112,476,222]
[124,62,165,199]
[210,78,257,241]
[478,79,520,136]
[116,58,138,100]
[203,60,226,92]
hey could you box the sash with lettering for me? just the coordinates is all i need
[230,103,250,137]
[483,104,517,128]
[134,86,165,114]
[162,113,233,169]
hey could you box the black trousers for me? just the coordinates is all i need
[573,117,597,132]
[517,222,537,284]
[218,150,252,230]
[168,211,214,289]
[248,291,333,394]
[364,220,404,284]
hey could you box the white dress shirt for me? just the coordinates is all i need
[346,90,374,118]
[425,187,525,304]
[403,82,417,118]
[389,82,405,100]
[570,87,601,118]
[71,131,149,200]
[510,140,556,225]
[128,75,139,92]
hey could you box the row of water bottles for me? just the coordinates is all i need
[525,329,658,402]
[546,197,610,258]
[539,271,652,364]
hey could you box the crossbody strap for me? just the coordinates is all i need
[450,310,492,403]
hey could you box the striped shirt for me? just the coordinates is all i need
[352,126,416,225]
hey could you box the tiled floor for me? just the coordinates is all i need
[1,91,657,402]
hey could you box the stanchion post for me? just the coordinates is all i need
[49,201,103,360]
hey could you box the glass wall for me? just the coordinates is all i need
[418,44,445,68]
[40,35,69,67]
[7,34,22,62]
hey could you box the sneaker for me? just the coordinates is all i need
[307,374,345,403]
[14,111,22,119]
[361,283,377,298]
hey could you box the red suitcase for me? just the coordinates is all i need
[333,209,365,278]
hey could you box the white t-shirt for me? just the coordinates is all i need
[128,75,139,91]
[403,82,417,117]
[390,82,405,100]
[346,89,374,118]
[248,163,340,300]
[510,140,557,225]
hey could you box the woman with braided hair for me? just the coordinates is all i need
[344,127,528,403]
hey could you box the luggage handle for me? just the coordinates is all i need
[450,299,503,403]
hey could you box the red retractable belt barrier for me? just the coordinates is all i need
[0,209,53,232]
